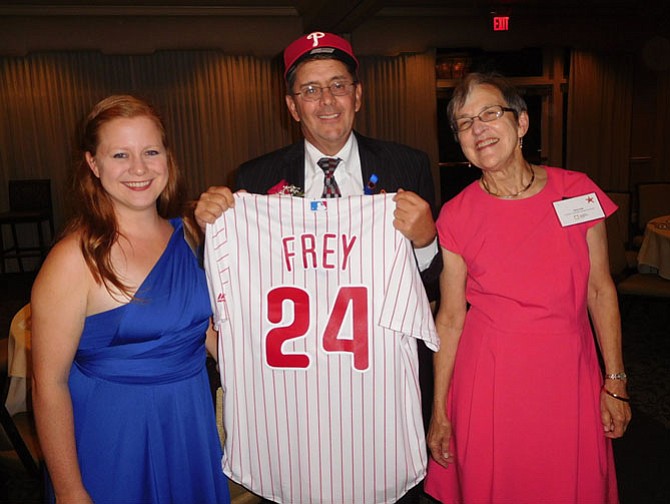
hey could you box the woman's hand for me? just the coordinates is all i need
[600,381,632,438]
[427,412,455,468]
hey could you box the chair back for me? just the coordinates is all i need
[8,303,31,379]
[605,212,629,281]
[0,303,39,475]
[8,179,52,214]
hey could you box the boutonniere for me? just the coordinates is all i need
[268,179,304,197]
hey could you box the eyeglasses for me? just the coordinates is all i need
[453,105,516,132]
[293,81,357,102]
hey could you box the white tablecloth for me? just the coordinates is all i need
[637,215,670,280]
[6,303,31,415]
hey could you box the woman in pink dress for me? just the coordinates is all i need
[424,73,631,503]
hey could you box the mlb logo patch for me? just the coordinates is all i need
[310,200,328,212]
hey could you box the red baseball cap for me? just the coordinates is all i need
[283,31,359,79]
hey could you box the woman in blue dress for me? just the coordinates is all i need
[31,95,231,504]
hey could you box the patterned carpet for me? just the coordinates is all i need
[0,273,668,503]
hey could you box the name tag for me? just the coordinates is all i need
[553,192,605,227]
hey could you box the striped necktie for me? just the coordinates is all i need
[317,157,342,198]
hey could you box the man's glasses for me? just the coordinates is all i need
[453,105,516,132]
[293,81,357,102]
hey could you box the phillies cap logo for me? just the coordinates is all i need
[283,31,359,79]
[307,32,326,47]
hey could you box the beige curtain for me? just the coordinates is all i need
[0,51,292,230]
[652,70,670,180]
[1,50,439,231]
[357,51,440,201]
[566,50,634,190]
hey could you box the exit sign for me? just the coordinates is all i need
[493,16,509,31]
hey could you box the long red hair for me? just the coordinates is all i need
[66,95,188,298]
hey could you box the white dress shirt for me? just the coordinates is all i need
[304,133,364,198]
[303,134,438,271]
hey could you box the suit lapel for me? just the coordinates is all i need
[356,132,377,191]
[356,131,401,194]
[283,141,306,189]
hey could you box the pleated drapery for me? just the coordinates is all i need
[358,51,440,200]
[652,70,670,179]
[0,49,439,232]
[0,51,292,229]
[566,51,634,190]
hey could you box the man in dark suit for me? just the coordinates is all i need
[196,31,439,282]
[196,32,439,504]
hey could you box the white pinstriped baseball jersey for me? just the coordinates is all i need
[204,193,438,504]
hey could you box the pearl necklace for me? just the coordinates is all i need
[481,164,535,199]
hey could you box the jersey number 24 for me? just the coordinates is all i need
[265,286,369,371]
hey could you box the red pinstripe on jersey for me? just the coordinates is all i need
[204,193,438,504]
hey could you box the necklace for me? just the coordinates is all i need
[481,164,535,199]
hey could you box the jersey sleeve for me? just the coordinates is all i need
[203,217,232,331]
[378,236,439,350]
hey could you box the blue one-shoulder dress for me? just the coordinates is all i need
[48,218,230,504]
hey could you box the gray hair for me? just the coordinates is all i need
[447,72,528,134]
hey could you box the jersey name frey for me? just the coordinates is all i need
[204,193,438,504]
[281,232,357,271]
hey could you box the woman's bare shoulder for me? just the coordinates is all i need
[33,231,91,296]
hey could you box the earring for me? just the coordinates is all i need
[519,137,524,149]
[467,162,472,168]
